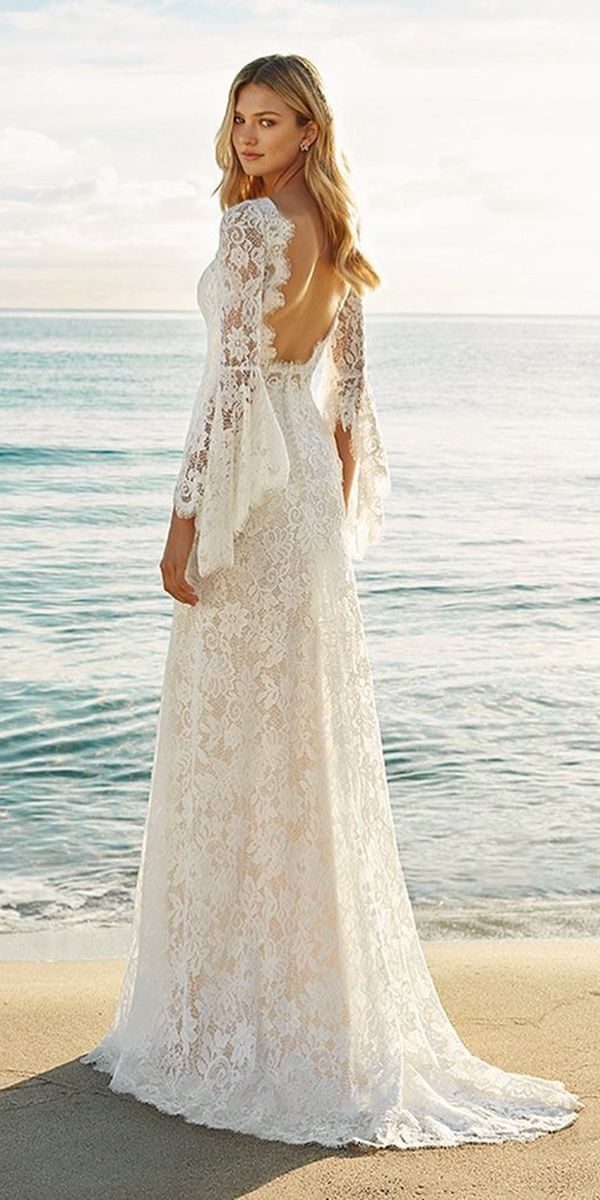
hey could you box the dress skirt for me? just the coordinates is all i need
[80,362,582,1149]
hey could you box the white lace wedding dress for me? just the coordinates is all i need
[80,196,582,1149]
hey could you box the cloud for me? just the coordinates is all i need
[0,0,598,311]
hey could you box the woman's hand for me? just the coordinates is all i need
[159,511,199,606]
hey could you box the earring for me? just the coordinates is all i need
[299,141,310,152]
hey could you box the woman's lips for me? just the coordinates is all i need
[241,153,262,159]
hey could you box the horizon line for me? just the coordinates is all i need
[1,307,599,319]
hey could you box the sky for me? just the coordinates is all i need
[1,0,599,314]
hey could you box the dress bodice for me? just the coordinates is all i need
[196,196,348,392]
[172,196,392,579]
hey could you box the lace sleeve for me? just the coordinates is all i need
[320,288,392,557]
[172,201,290,578]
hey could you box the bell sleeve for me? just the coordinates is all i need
[172,201,290,578]
[320,287,392,558]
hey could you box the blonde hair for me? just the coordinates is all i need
[212,54,380,295]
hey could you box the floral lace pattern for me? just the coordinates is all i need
[172,200,290,577]
[172,196,390,576]
[80,198,582,1149]
[318,288,392,558]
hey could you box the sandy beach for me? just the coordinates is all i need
[2,937,598,1200]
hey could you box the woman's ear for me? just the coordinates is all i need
[304,120,320,148]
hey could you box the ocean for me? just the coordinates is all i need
[1,309,598,954]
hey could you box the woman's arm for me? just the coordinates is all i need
[319,287,392,554]
[163,200,290,603]
[334,421,357,511]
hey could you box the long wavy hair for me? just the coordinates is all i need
[212,54,380,295]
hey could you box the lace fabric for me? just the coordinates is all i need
[80,197,583,1150]
[318,286,392,558]
[172,201,290,577]
[172,196,390,578]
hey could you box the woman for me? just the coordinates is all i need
[80,54,582,1151]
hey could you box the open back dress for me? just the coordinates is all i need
[80,195,582,1149]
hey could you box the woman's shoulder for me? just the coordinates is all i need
[219,197,273,233]
[217,199,282,273]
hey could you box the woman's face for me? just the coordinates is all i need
[231,81,316,179]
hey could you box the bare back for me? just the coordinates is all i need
[264,195,349,366]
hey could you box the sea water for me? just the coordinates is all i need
[0,309,598,951]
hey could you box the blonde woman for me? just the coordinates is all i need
[80,54,582,1150]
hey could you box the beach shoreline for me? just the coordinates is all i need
[2,892,600,961]
[2,937,597,1199]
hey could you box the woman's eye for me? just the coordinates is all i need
[233,117,275,127]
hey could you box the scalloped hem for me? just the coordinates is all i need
[79,1046,582,1152]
